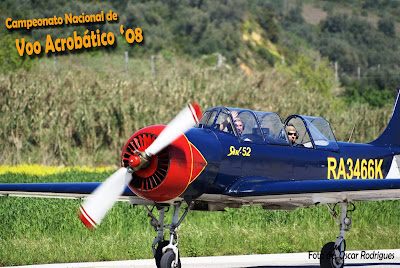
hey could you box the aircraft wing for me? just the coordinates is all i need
[0,182,147,203]
[2,178,400,211]
[198,178,400,211]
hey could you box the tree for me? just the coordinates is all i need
[255,7,279,43]
[378,17,395,37]
[319,14,349,33]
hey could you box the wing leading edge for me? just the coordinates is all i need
[0,182,136,200]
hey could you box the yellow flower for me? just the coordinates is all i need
[0,164,115,176]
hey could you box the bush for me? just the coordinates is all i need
[0,32,35,74]
[344,86,394,108]
[284,54,335,96]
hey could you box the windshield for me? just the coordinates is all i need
[254,111,289,145]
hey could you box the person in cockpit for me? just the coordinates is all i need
[286,124,298,146]
[233,118,244,135]
[220,111,242,133]
[220,111,250,141]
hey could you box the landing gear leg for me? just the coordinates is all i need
[146,201,192,268]
[320,203,354,268]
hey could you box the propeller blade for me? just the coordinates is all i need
[145,102,202,157]
[78,167,131,230]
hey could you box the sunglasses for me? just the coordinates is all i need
[288,132,297,136]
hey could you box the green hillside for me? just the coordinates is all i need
[1,0,400,106]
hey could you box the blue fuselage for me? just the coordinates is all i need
[183,127,398,198]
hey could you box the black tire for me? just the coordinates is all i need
[154,240,170,268]
[320,242,344,268]
[160,249,181,268]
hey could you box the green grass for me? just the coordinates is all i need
[0,173,400,266]
[0,170,114,183]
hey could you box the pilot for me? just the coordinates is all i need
[234,119,244,135]
[286,124,298,146]
[220,111,241,133]
[220,111,250,141]
[235,120,252,142]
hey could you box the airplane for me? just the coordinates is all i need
[1,91,400,268]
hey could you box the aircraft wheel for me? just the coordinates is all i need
[320,242,344,268]
[154,240,170,268]
[160,249,181,268]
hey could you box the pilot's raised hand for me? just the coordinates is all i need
[231,111,239,122]
[220,110,238,131]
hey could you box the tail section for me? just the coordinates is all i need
[370,89,400,147]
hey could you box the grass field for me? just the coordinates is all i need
[0,168,400,266]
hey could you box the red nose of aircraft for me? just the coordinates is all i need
[121,124,207,202]
[78,102,202,230]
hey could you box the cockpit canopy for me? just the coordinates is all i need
[197,107,288,145]
[285,115,339,151]
[197,107,338,151]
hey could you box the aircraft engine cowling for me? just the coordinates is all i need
[121,125,206,202]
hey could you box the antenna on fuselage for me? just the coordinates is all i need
[347,125,355,143]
